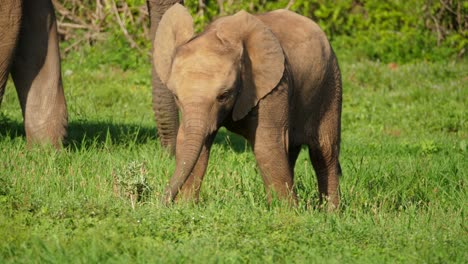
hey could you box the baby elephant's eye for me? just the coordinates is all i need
[217,91,231,102]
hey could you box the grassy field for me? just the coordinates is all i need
[0,42,466,263]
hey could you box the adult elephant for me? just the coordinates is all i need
[148,0,184,154]
[0,0,67,148]
[1,0,181,149]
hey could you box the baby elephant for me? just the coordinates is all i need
[154,4,342,209]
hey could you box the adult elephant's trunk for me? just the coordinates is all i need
[162,114,207,204]
[148,0,184,154]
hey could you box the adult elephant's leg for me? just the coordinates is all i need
[0,0,22,107]
[10,0,67,148]
[148,0,183,155]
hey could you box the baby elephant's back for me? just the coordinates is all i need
[256,10,333,90]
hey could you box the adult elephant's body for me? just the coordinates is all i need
[148,0,183,154]
[154,5,343,209]
[0,0,181,148]
[0,0,67,147]
[1,0,182,148]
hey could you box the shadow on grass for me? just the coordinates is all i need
[1,117,248,153]
[215,129,250,153]
[0,115,25,138]
[65,121,157,148]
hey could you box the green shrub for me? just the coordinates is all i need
[55,0,466,62]
[285,0,466,62]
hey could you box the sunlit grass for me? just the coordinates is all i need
[0,46,466,262]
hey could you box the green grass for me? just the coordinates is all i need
[0,43,466,263]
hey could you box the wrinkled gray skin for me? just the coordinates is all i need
[155,5,342,210]
[0,0,181,148]
[148,0,184,154]
[0,0,68,148]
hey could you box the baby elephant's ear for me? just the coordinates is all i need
[217,11,285,121]
[153,3,194,85]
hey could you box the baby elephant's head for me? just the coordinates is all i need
[154,4,285,131]
[167,34,241,130]
[154,4,286,202]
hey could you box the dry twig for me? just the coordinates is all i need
[285,0,295,10]
[108,0,142,52]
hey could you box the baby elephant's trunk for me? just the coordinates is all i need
[162,116,207,204]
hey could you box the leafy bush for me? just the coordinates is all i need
[54,0,466,62]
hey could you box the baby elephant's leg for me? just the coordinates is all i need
[250,80,297,205]
[308,141,341,211]
[253,129,297,205]
[309,54,342,211]
[308,96,342,210]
